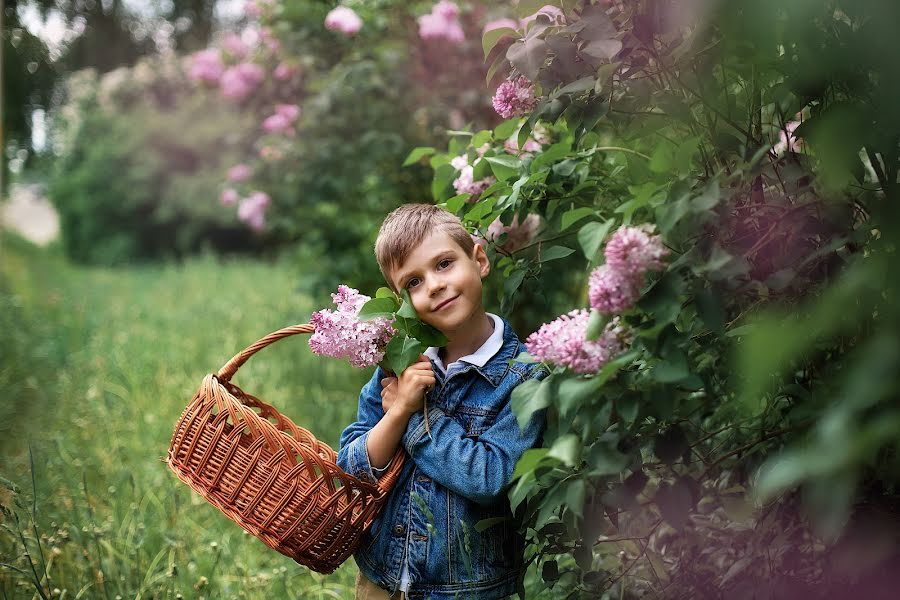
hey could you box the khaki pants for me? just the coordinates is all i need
[355,570,407,600]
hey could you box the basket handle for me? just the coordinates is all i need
[217,324,315,382]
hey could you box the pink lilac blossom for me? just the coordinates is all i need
[504,135,542,157]
[773,120,802,155]
[220,188,239,206]
[220,62,264,101]
[227,163,253,182]
[604,224,669,276]
[492,77,539,119]
[222,32,250,59]
[237,191,270,231]
[274,103,301,121]
[262,113,293,134]
[188,49,224,85]
[259,27,280,52]
[418,2,465,43]
[452,165,495,199]
[486,213,541,253]
[325,6,363,36]
[274,62,299,81]
[525,310,631,374]
[588,265,640,314]
[309,285,395,368]
[450,155,469,170]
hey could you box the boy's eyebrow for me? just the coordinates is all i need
[395,248,457,284]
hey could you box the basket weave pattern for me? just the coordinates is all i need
[167,324,404,574]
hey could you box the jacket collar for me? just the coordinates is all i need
[431,315,519,388]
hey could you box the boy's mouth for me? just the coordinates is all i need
[433,296,458,311]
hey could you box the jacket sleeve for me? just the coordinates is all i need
[401,365,549,506]
[336,367,388,484]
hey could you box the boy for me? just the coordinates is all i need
[336,204,548,600]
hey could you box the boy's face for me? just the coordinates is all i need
[389,229,490,335]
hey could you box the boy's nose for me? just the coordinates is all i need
[427,275,446,295]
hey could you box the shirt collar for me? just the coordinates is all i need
[425,313,505,375]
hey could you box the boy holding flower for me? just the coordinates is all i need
[336,204,548,599]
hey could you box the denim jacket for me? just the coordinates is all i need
[336,316,548,600]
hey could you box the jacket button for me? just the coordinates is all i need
[393,524,405,536]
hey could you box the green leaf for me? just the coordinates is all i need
[511,375,555,431]
[375,287,396,299]
[508,470,536,512]
[357,297,398,320]
[554,76,596,98]
[565,479,587,519]
[431,163,456,201]
[539,245,574,262]
[403,147,436,167]
[587,441,629,476]
[512,448,550,480]
[472,129,492,148]
[445,193,469,214]
[557,376,599,419]
[560,207,594,230]
[504,267,527,298]
[485,155,522,181]
[547,433,582,467]
[585,309,607,341]
[483,27,520,58]
[507,37,548,83]
[577,219,613,262]
[397,289,418,319]
[493,119,520,140]
[514,351,538,364]
[474,516,510,533]
[386,334,425,374]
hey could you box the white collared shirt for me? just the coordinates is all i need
[423,313,504,376]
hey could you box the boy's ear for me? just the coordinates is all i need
[473,242,491,278]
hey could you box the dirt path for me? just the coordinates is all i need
[1,183,60,246]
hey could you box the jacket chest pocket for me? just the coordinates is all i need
[452,405,499,439]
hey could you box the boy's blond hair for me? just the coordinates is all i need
[375,204,475,292]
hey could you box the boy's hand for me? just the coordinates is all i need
[380,355,434,416]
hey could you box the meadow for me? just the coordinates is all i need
[1,234,371,599]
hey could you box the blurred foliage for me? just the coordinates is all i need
[414,0,900,596]
[48,58,272,264]
[2,2,56,190]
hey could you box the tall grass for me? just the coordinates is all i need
[1,233,369,599]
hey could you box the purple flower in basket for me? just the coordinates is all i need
[309,285,395,368]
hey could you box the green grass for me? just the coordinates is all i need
[1,233,370,599]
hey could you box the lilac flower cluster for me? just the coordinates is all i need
[325,7,363,36]
[236,191,271,231]
[486,213,541,253]
[492,77,539,119]
[525,310,631,374]
[450,155,496,200]
[309,286,395,368]
[418,1,465,43]
[262,103,302,135]
[589,225,669,314]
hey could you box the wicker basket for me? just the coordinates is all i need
[166,324,405,574]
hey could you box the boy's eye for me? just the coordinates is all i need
[406,278,420,289]
[439,259,451,269]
